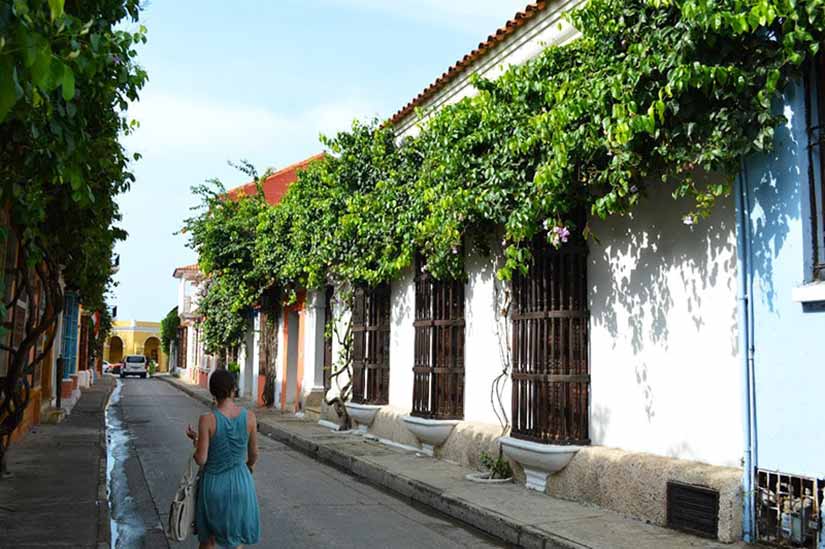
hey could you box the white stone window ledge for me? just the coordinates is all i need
[791,281,825,303]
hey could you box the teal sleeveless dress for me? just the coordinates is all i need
[196,408,260,546]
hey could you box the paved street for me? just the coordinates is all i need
[109,377,505,548]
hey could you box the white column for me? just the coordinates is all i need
[303,290,326,394]
[237,340,247,396]
[252,311,260,401]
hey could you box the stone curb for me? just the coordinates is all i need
[159,375,586,549]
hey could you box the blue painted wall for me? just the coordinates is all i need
[741,76,825,479]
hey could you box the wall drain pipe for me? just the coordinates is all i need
[736,160,756,543]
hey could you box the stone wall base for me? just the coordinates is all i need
[197,369,209,389]
[547,446,742,542]
[60,378,74,400]
[362,406,743,542]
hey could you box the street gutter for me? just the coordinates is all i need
[96,375,116,549]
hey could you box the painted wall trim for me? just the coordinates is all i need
[791,280,825,302]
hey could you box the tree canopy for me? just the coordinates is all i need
[0,0,147,454]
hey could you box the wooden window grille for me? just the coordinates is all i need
[412,254,465,420]
[351,283,391,405]
[322,286,333,391]
[511,234,590,445]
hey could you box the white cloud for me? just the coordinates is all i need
[123,90,379,156]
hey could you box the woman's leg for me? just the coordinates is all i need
[198,536,216,549]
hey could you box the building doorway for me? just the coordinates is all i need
[144,337,160,369]
[108,336,124,364]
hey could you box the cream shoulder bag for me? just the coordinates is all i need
[168,457,200,542]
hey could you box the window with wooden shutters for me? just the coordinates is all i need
[351,283,391,405]
[511,235,590,445]
[322,286,333,391]
[412,254,465,420]
[61,291,79,376]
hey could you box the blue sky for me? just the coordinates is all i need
[114,0,527,322]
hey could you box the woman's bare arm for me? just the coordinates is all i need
[193,414,211,466]
[247,410,258,471]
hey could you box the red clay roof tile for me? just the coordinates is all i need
[227,153,325,206]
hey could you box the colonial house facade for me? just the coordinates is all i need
[172,263,213,388]
[248,1,746,543]
[175,2,825,545]
[173,155,325,402]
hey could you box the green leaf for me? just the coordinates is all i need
[0,55,18,122]
[48,0,64,21]
[61,64,75,101]
[30,46,53,89]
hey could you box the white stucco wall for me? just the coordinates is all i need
[388,269,415,412]
[273,313,285,406]
[327,294,352,403]
[463,249,511,425]
[302,290,326,397]
[588,187,743,467]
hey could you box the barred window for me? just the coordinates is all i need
[511,234,590,445]
[351,283,391,405]
[412,254,465,420]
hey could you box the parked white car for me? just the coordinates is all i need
[121,355,148,378]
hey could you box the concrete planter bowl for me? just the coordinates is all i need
[499,436,581,492]
[345,402,383,433]
[402,415,460,456]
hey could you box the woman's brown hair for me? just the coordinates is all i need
[209,368,235,401]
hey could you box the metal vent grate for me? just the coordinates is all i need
[666,481,720,539]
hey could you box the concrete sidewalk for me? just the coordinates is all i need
[0,374,114,549]
[159,375,744,549]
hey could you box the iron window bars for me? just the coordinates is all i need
[351,283,391,405]
[412,253,465,420]
[756,468,823,548]
[511,234,590,445]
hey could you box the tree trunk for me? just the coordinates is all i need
[259,289,279,408]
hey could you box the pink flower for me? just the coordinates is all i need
[549,225,570,247]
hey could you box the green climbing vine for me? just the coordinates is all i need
[186,0,825,353]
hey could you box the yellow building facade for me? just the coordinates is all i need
[104,320,168,372]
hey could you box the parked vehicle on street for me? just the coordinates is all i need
[121,355,148,378]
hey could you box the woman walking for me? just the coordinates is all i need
[186,369,260,548]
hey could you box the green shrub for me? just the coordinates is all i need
[480,451,512,479]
